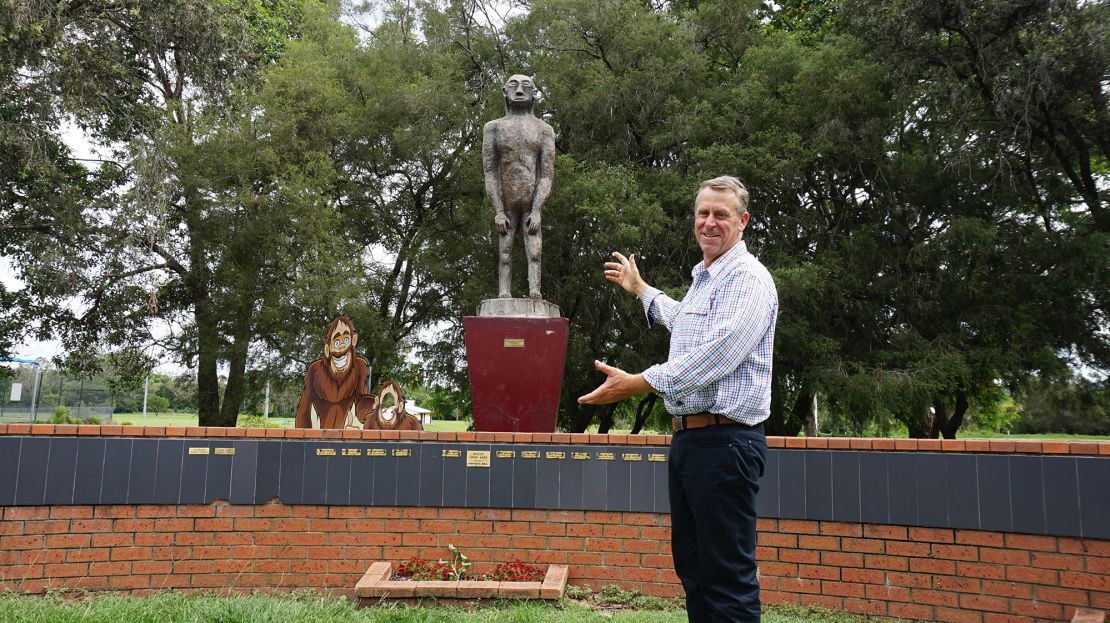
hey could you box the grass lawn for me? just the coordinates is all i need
[109,412,204,427]
[423,420,470,432]
[0,593,903,623]
[956,430,1110,440]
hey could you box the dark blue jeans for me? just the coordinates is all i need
[669,423,766,623]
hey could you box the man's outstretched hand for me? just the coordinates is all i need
[578,360,653,405]
[604,252,647,297]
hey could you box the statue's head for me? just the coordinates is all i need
[503,74,536,113]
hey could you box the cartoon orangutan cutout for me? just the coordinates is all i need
[365,380,423,431]
[295,315,376,429]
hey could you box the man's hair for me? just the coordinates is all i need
[698,176,750,215]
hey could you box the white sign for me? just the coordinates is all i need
[9,383,22,402]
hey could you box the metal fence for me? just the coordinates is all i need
[0,365,114,423]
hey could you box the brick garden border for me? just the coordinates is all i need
[353,561,568,601]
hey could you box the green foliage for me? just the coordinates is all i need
[1016,377,1110,436]
[237,414,284,428]
[145,395,170,415]
[440,544,473,581]
[51,406,73,423]
[4,0,1107,438]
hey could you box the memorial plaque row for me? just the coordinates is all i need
[1,436,1106,539]
[0,437,669,514]
[756,449,1110,540]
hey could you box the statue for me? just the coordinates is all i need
[483,74,556,299]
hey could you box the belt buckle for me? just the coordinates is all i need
[673,416,687,432]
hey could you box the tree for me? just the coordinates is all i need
[1,0,351,426]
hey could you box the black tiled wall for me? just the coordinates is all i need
[1,437,1107,540]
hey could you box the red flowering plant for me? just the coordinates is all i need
[392,546,545,582]
[484,560,545,582]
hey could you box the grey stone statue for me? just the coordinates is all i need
[483,74,556,299]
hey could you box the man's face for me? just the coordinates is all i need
[504,75,535,105]
[694,187,749,266]
[327,321,356,375]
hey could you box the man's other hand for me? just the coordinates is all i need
[578,360,653,405]
[604,252,647,297]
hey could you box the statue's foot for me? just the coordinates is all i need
[529,290,541,300]
[499,292,512,299]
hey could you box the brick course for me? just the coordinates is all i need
[0,503,1106,622]
[1,424,1108,455]
[2,425,1108,620]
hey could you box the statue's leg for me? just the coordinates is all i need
[498,213,518,298]
[525,224,542,299]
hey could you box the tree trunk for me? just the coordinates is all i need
[803,393,819,437]
[194,292,222,426]
[765,370,804,436]
[568,403,595,434]
[185,196,221,426]
[630,393,657,434]
[217,305,254,427]
[930,400,947,439]
[939,389,969,439]
[906,403,934,439]
[597,403,617,434]
[791,387,814,436]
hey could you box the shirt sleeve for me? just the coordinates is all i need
[641,285,679,331]
[641,270,774,399]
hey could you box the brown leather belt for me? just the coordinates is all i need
[672,412,741,432]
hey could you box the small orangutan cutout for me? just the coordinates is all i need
[294,315,376,429]
[364,380,424,431]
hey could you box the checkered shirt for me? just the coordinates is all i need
[640,241,778,425]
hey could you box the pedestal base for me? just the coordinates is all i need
[463,315,568,432]
[477,298,561,318]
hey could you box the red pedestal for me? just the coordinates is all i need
[463,316,569,432]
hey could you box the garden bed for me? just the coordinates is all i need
[355,561,569,601]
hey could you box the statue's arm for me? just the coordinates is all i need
[532,124,556,213]
[482,122,505,215]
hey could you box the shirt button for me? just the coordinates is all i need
[676,400,684,406]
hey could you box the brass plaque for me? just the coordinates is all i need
[572,452,590,460]
[546,451,566,460]
[496,450,516,459]
[648,453,667,462]
[467,450,491,467]
[503,338,525,348]
[214,447,235,456]
[442,449,462,458]
[393,448,412,457]
[597,452,616,461]
[521,451,540,459]
[342,448,361,457]
[188,447,210,455]
[622,453,643,462]
[316,448,336,457]
[369,449,386,457]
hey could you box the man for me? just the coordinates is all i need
[579,176,778,622]
[482,74,556,299]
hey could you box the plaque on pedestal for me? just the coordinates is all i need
[463,300,568,432]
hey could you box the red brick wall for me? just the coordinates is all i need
[2,503,1108,622]
[2,425,1109,621]
[759,519,1110,623]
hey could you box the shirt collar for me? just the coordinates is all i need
[692,240,748,279]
